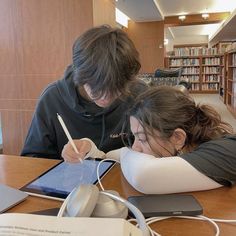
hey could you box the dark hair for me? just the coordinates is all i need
[72,25,141,99]
[128,86,233,148]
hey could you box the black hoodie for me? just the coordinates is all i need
[21,66,137,159]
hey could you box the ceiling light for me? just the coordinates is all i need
[202,13,209,19]
[178,15,186,21]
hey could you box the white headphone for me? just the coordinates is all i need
[58,184,150,236]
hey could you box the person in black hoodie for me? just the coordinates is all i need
[21,25,145,159]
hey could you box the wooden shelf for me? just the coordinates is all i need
[168,55,200,59]
[201,55,222,57]
[170,65,200,67]
[227,79,236,82]
[225,51,236,117]
[202,81,219,83]
[166,53,222,94]
[202,64,220,66]
[190,90,218,94]
[200,90,219,93]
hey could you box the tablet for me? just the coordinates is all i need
[20,158,115,201]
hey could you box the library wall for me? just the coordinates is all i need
[0,0,115,155]
[93,0,116,27]
[126,20,164,73]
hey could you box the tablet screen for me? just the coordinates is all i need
[20,158,115,200]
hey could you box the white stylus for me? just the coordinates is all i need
[57,113,83,163]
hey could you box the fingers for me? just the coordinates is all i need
[61,140,92,163]
[62,143,79,163]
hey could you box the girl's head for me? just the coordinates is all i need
[128,86,233,157]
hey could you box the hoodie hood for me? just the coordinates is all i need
[56,65,122,117]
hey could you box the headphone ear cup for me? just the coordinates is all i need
[91,190,128,219]
[65,185,100,217]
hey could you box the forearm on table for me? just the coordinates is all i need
[81,138,121,161]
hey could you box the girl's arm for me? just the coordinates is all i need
[120,147,222,194]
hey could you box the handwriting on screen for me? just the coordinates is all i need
[21,159,115,199]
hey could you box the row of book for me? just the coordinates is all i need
[202,75,220,82]
[170,58,200,66]
[174,47,219,57]
[230,83,236,108]
[232,53,236,66]
[202,57,220,65]
[191,83,219,91]
[202,67,220,74]
[191,83,200,90]
[174,47,201,56]
[232,68,236,81]
[180,75,199,82]
[202,48,218,56]
[202,83,219,90]
[182,67,200,74]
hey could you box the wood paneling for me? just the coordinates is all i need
[0,0,103,155]
[62,0,93,66]
[0,0,18,75]
[126,20,164,73]
[164,12,230,27]
[93,0,116,27]
[1,111,24,155]
[0,0,116,155]
[0,76,22,99]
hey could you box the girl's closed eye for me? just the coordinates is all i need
[135,134,147,143]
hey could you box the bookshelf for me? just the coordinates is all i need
[166,47,221,93]
[226,50,236,118]
[219,54,226,103]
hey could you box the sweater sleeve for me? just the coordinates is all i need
[119,147,222,194]
[82,138,121,161]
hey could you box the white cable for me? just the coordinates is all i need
[144,215,220,236]
[61,158,236,235]
[128,218,162,236]
[57,187,77,217]
[101,191,150,236]
[197,215,220,236]
[210,218,236,223]
[96,158,119,191]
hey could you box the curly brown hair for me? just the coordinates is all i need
[128,86,233,148]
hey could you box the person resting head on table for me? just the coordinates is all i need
[62,86,236,194]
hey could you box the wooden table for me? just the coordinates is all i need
[1,154,236,236]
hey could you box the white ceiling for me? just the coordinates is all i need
[116,0,163,22]
[116,0,236,45]
[157,0,236,16]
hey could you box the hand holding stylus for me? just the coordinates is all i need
[57,113,90,163]
[62,139,92,163]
